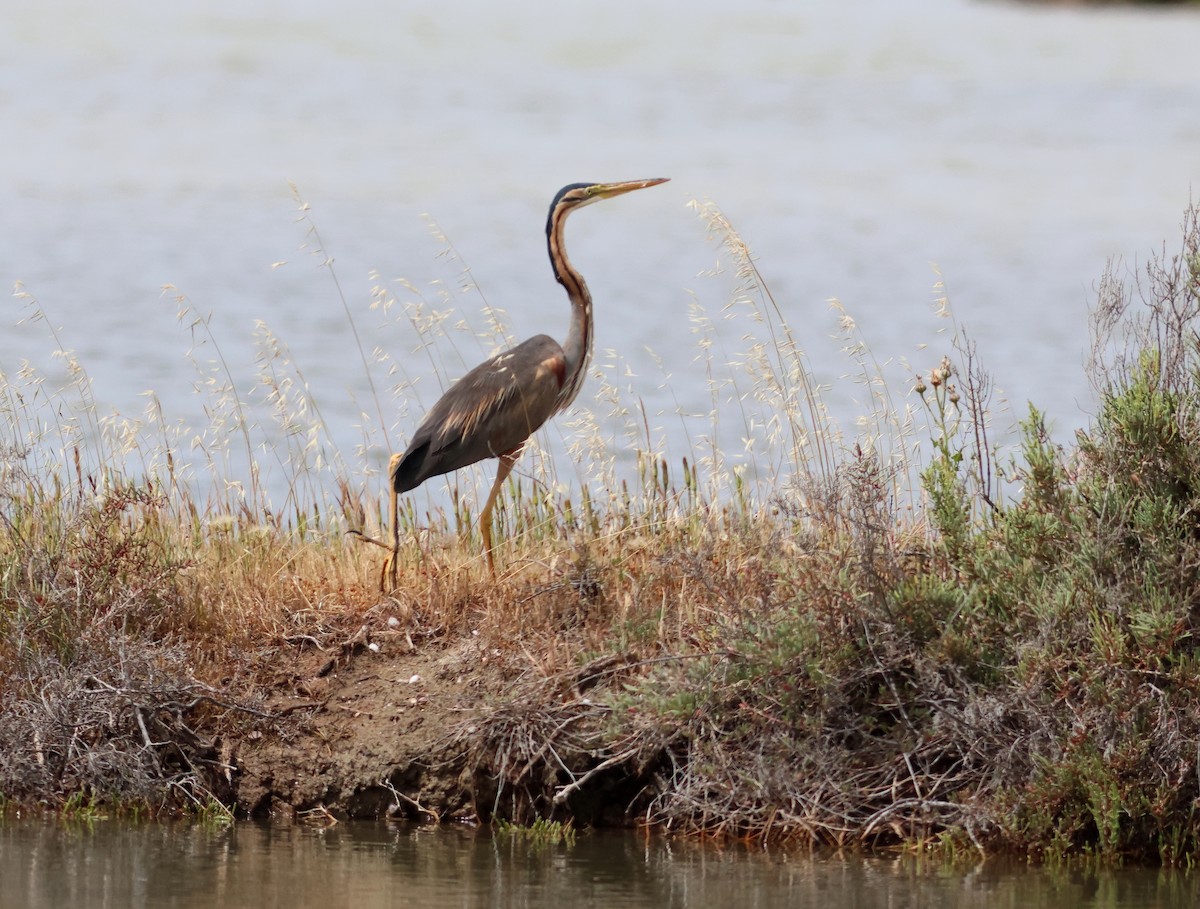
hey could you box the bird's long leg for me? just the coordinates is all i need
[349,453,403,592]
[480,451,520,577]
[383,451,403,592]
[387,478,400,591]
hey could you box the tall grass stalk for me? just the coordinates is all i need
[290,184,393,455]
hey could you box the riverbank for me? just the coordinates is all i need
[4,207,1200,864]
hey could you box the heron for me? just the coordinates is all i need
[354,178,669,588]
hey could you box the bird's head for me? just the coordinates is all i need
[546,178,669,235]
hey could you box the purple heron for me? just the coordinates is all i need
[355,178,669,587]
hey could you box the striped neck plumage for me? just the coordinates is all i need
[547,201,594,411]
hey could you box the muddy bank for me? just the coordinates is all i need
[230,621,656,829]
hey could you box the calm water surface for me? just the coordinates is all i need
[1,820,1197,909]
[2,0,1199,501]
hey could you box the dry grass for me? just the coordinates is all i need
[6,193,1200,863]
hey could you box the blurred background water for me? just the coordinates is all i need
[2,0,1198,506]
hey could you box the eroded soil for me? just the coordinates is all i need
[232,621,516,823]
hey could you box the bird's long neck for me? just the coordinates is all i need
[547,204,594,411]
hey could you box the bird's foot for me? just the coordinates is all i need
[346,529,400,593]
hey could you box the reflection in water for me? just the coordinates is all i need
[1,820,1197,909]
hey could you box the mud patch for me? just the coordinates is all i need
[233,624,527,822]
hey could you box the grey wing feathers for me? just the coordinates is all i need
[392,335,566,493]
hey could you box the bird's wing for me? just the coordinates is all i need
[392,335,567,492]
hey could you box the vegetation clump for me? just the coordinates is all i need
[4,197,1200,864]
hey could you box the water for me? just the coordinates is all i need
[1,820,1197,909]
[1,0,1198,502]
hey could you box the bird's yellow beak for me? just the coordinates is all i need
[587,177,670,200]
